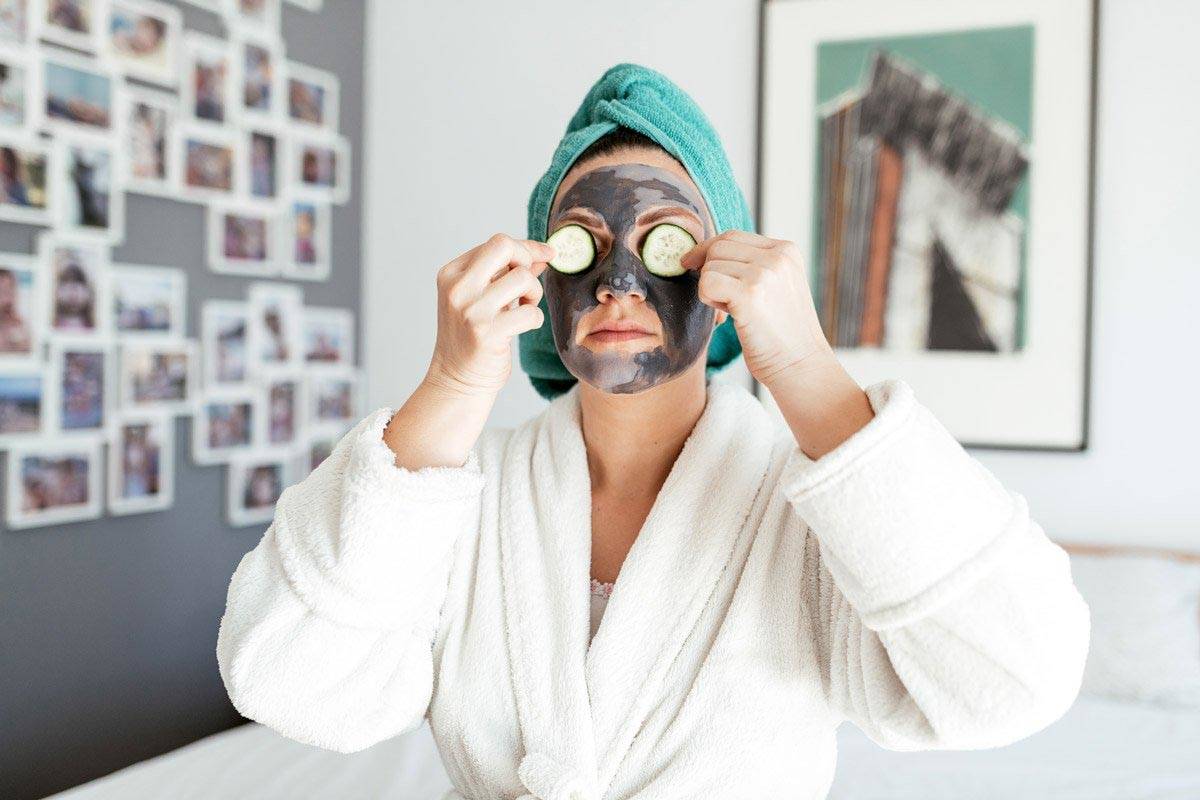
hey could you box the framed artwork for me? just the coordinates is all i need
[4,437,103,529]
[39,48,116,136]
[300,305,352,367]
[105,0,182,88]
[40,233,110,338]
[180,30,232,125]
[0,0,32,45]
[226,453,288,527]
[207,202,276,276]
[284,59,336,131]
[246,280,301,373]
[120,85,178,196]
[200,298,248,387]
[118,338,197,414]
[278,197,329,280]
[176,122,238,200]
[0,368,48,445]
[35,0,105,53]
[758,0,1096,449]
[111,263,186,339]
[0,132,53,224]
[49,337,112,436]
[0,252,43,365]
[232,30,283,124]
[287,130,349,205]
[52,130,125,244]
[192,386,257,464]
[0,42,41,132]
[108,409,174,515]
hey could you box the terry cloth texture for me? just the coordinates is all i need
[519,62,754,400]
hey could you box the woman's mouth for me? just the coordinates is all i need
[583,318,654,344]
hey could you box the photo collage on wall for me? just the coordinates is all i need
[0,0,356,530]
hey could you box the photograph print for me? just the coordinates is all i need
[50,338,110,435]
[279,198,329,280]
[121,86,178,196]
[758,0,1096,449]
[52,131,125,243]
[119,339,196,414]
[226,0,280,35]
[5,438,103,529]
[178,123,237,200]
[226,453,288,527]
[233,30,282,123]
[39,49,114,134]
[246,281,301,372]
[301,305,352,367]
[106,0,182,87]
[201,299,248,387]
[0,369,46,445]
[0,43,39,131]
[0,252,41,365]
[181,30,232,124]
[0,133,52,224]
[112,263,186,339]
[243,125,278,202]
[0,0,30,44]
[285,60,336,131]
[288,131,350,205]
[193,387,256,464]
[260,370,303,454]
[35,0,103,53]
[208,203,275,276]
[306,368,357,433]
[40,233,108,337]
[108,409,174,515]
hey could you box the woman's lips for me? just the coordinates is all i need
[582,319,655,345]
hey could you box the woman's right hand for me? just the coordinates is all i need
[426,233,555,396]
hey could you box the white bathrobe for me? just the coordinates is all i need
[216,377,1090,800]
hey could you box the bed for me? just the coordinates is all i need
[48,543,1200,800]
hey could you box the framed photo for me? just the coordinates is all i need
[5,438,102,529]
[39,48,116,135]
[200,298,248,386]
[287,131,349,205]
[306,367,357,432]
[226,453,288,527]
[34,0,104,53]
[0,369,48,445]
[232,30,282,124]
[177,122,237,200]
[284,60,336,131]
[49,337,111,435]
[192,386,256,464]
[241,125,279,203]
[0,43,41,131]
[226,0,280,34]
[40,233,109,337]
[105,0,182,88]
[0,133,53,224]
[0,0,32,45]
[278,197,328,280]
[283,0,320,11]
[120,85,177,196]
[246,280,301,372]
[52,131,125,244]
[300,305,352,366]
[0,253,42,365]
[108,409,173,514]
[118,339,196,414]
[259,368,302,453]
[181,31,231,124]
[758,0,1096,450]
[300,426,342,476]
[111,263,185,338]
[207,202,275,276]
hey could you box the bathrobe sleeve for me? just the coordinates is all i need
[216,407,485,754]
[779,378,1091,751]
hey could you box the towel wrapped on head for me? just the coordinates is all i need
[519,62,755,400]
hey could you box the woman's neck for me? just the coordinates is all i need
[577,362,708,493]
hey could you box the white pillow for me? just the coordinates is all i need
[1069,552,1200,708]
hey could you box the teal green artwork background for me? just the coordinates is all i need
[811,24,1035,349]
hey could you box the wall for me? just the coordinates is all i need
[0,3,366,798]
[365,0,1199,549]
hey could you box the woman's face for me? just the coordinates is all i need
[544,149,717,394]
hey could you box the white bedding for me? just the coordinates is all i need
[48,695,1200,799]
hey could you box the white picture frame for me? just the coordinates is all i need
[283,59,336,132]
[300,305,352,367]
[37,47,117,136]
[0,41,43,132]
[0,367,50,446]
[33,0,107,53]
[111,263,186,339]
[176,121,239,201]
[192,385,257,464]
[118,338,197,414]
[180,30,232,125]
[0,0,34,45]
[200,298,248,387]
[240,123,280,205]
[258,366,303,455]
[286,129,349,205]
[119,84,179,197]
[0,252,44,366]
[246,280,301,373]
[52,129,126,244]
[299,424,343,477]
[107,408,173,515]
[0,132,54,224]
[49,336,113,437]
[277,196,329,280]
[226,452,289,527]
[40,232,110,338]
[5,436,103,529]
[104,0,182,88]
[224,0,280,35]
[231,28,283,125]
[305,365,358,434]
[207,201,276,276]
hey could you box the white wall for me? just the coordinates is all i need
[364,0,1199,549]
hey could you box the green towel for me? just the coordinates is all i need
[519,62,754,400]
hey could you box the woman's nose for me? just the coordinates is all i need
[594,246,648,303]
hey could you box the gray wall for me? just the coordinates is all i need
[0,2,365,798]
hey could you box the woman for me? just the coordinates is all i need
[217,64,1089,799]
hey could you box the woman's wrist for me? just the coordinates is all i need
[383,373,496,470]
[763,352,875,461]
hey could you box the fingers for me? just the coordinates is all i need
[459,234,554,290]
[493,302,545,337]
[681,230,775,270]
[697,269,741,312]
[476,264,543,317]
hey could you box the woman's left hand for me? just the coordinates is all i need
[681,230,835,388]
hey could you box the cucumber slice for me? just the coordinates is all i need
[546,224,595,274]
[641,223,696,278]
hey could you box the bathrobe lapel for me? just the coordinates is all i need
[497,382,775,799]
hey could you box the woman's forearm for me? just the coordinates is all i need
[382,373,496,470]
[761,352,875,461]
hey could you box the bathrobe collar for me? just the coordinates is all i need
[498,379,776,799]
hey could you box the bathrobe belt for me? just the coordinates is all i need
[440,751,597,800]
